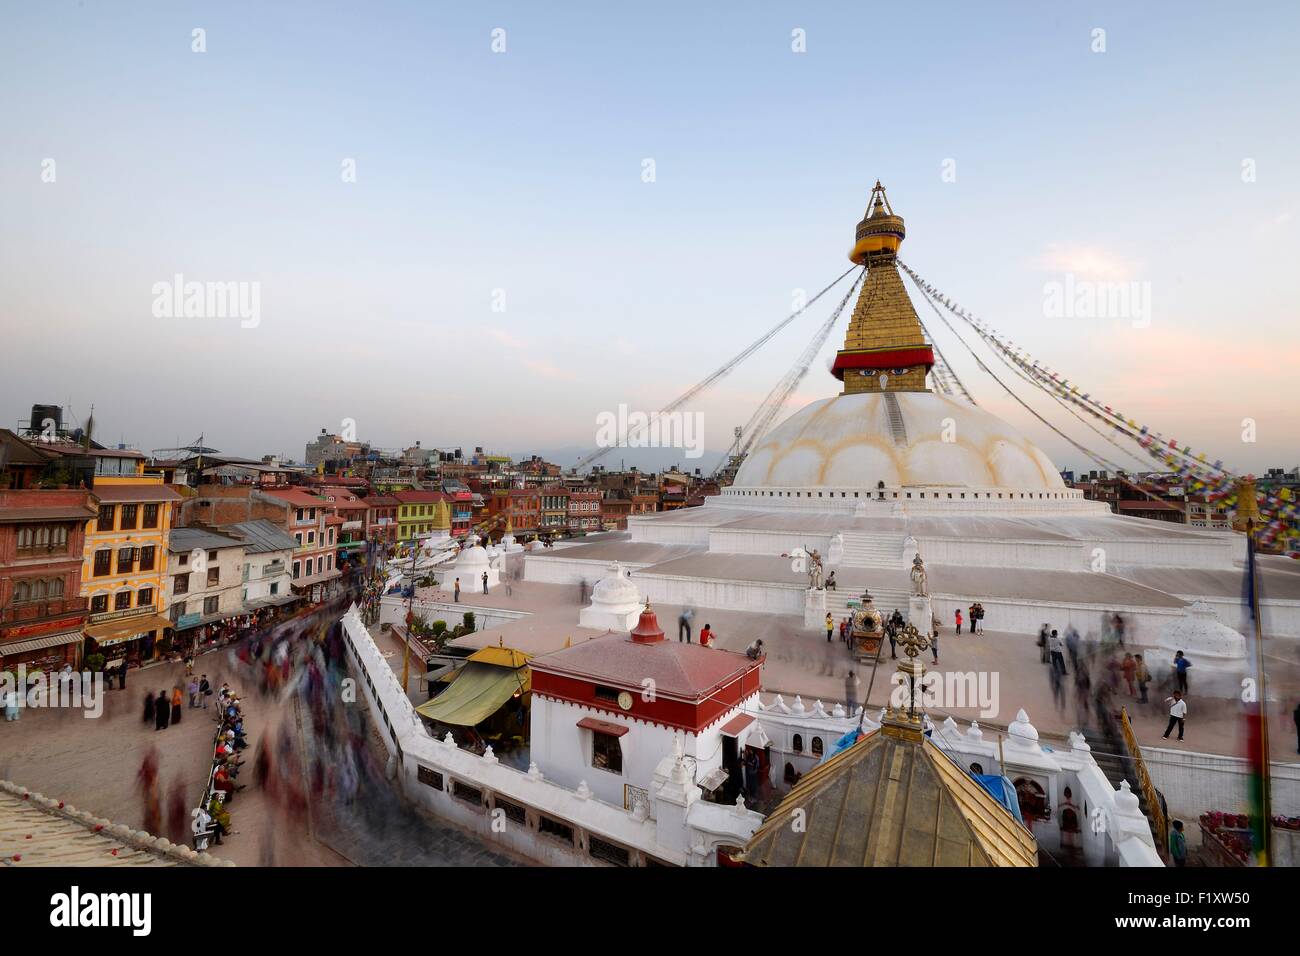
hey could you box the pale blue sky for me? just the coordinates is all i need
[1,1,1296,471]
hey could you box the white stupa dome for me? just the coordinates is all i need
[590,563,640,609]
[734,391,1063,492]
[578,562,645,631]
[1149,601,1248,699]
[1156,601,1246,660]
[453,544,491,570]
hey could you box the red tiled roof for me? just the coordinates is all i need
[366,496,401,507]
[91,485,183,504]
[393,490,447,504]
[532,632,758,702]
[262,489,328,509]
[0,505,99,523]
[720,713,755,737]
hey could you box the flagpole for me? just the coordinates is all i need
[1236,476,1273,866]
[1246,522,1273,866]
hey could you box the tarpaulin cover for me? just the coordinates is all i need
[415,661,528,727]
[974,774,1025,825]
[821,727,864,763]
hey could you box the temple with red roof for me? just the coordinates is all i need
[530,604,762,809]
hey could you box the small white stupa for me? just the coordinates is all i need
[1148,601,1248,698]
[579,561,645,631]
[499,517,524,554]
[433,532,501,591]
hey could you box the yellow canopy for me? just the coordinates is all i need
[415,659,530,727]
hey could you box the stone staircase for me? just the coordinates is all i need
[1083,726,1168,857]
[823,585,912,620]
[837,531,906,569]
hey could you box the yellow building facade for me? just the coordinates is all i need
[80,475,181,665]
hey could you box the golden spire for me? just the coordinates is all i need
[1231,476,1263,534]
[432,498,451,530]
[882,621,930,738]
[832,182,934,395]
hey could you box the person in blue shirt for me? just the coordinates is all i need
[1173,651,1192,694]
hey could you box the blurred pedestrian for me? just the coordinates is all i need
[170,686,183,725]
[1121,653,1137,696]
[1135,654,1151,704]
[143,690,155,724]
[154,690,170,730]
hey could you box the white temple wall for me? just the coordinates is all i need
[338,606,758,866]
[1097,538,1240,569]
[708,528,834,558]
[634,574,805,615]
[926,595,1184,642]
[912,537,1080,571]
[531,695,743,809]
[1178,596,1300,641]
[715,488,1107,516]
[524,556,659,586]
[378,594,529,633]
[1143,747,1300,819]
[626,520,713,546]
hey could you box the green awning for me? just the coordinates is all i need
[415,661,527,727]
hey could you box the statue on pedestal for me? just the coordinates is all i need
[807,548,824,590]
[910,553,928,597]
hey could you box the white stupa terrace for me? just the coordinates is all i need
[523,187,1300,648]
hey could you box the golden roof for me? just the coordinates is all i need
[738,725,1038,867]
[432,498,451,529]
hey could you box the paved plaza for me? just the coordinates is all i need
[0,644,523,867]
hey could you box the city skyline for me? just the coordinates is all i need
[3,2,1297,472]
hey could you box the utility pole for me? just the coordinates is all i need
[400,535,418,698]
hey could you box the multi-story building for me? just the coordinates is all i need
[228,519,299,616]
[304,428,364,468]
[165,527,247,643]
[0,488,98,671]
[364,495,401,549]
[80,476,181,667]
[318,486,370,564]
[393,490,448,541]
[566,489,603,535]
[489,488,540,538]
[448,489,474,538]
[175,485,342,604]
[261,488,343,604]
[539,487,570,537]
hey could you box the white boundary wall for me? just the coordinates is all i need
[338,606,758,866]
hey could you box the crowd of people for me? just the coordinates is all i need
[191,683,249,849]
[1035,612,1192,742]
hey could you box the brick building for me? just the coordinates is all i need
[0,488,98,670]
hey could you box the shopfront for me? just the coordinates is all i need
[82,609,173,670]
[0,628,84,672]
